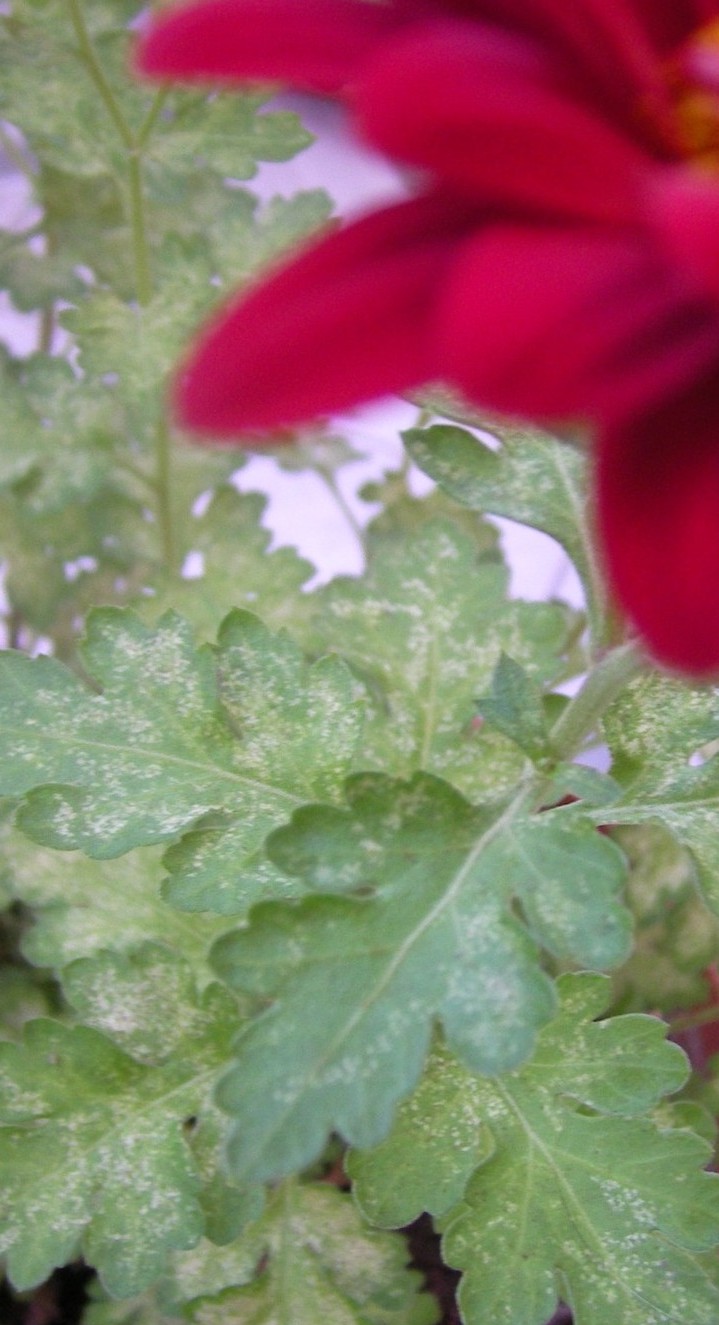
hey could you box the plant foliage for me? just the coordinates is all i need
[0,2,717,1322]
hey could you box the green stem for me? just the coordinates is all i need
[136,86,171,150]
[65,0,180,569]
[65,0,152,306]
[65,0,134,150]
[318,467,365,546]
[548,641,647,763]
[127,150,152,306]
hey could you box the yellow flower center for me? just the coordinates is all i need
[670,19,719,167]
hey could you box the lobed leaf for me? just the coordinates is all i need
[0,950,256,1296]
[0,609,361,913]
[585,673,719,912]
[139,487,315,644]
[168,1182,437,1325]
[404,420,603,628]
[312,519,577,799]
[211,774,629,1181]
[609,823,719,1012]
[351,975,719,1325]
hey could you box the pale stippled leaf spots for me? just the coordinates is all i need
[0,609,361,914]
[352,975,718,1325]
[312,519,577,800]
[583,672,719,913]
[404,420,604,631]
[609,823,719,1013]
[62,944,262,1246]
[0,832,228,973]
[0,0,311,182]
[84,1183,437,1323]
[0,950,259,1297]
[211,774,629,1182]
[168,1182,437,1325]
[138,487,316,645]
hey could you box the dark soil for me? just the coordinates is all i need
[0,1266,93,1325]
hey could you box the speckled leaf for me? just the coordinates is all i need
[0,966,247,1297]
[432,974,719,1325]
[353,976,719,1324]
[62,945,228,1065]
[0,4,311,182]
[167,1183,437,1325]
[0,23,134,177]
[61,238,221,443]
[60,944,261,1245]
[0,833,228,972]
[211,773,629,1181]
[312,519,576,799]
[404,421,604,629]
[146,94,313,183]
[163,611,362,913]
[139,488,315,644]
[205,187,334,286]
[609,824,719,1012]
[348,974,690,1230]
[584,673,719,912]
[347,1038,496,1228]
[0,610,361,917]
[0,352,113,508]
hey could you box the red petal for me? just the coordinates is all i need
[468,0,670,130]
[356,22,647,223]
[649,168,719,299]
[598,370,719,675]
[434,225,719,423]
[173,194,475,437]
[135,0,404,94]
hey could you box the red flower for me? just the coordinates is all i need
[136,0,719,675]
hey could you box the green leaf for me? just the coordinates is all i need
[83,1286,181,1325]
[312,519,577,799]
[0,235,86,311]
[0,965,55,1042]
[0,351,111,505]
[167,1182,437,1325]
[146,95,313,183]
[211,773,629,1181]
[61,943,262,1245]
[584,673,719,912]
[347,1037,496,1227]
[404,421,604,631]
[0,958,248,1296]
[476,653,551,762]
[0,833,227,972]
[204,187,334,286]
[61,236,221,443]
[609,824,719,1012]
[354,975,719,1325]
[139,488,315,644]
[0,610,361,916]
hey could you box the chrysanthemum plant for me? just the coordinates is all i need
[2,2,719,1323]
